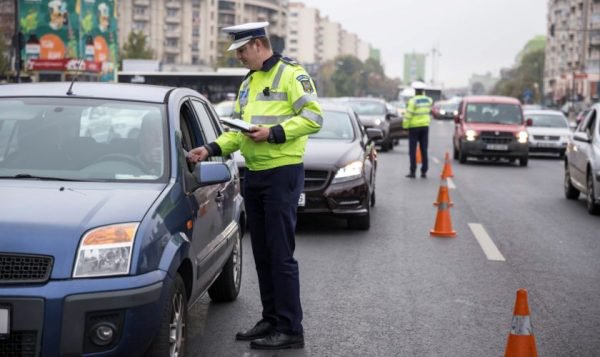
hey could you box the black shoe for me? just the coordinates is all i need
[235,320,274,341]
[405,173,416,178]
[421,172,427,178]
[250,332,305,350]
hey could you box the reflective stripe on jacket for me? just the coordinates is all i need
[403,95,432,129]
[216,59,322,171]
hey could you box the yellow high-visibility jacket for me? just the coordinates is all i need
[403,94,432,129]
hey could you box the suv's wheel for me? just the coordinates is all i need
[519,156,528,167]
[453,144,459,160]
[458,145,467,164]
[208,228,242,302]
[147,274,187,357]
[586,171,600,215]
[564,164,580,200]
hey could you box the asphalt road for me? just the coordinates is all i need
[186,119,600,356]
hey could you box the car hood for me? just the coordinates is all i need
[303,139,362,169]
[465,122,525,133]
[527,127,572,137]
[0,181,166,278]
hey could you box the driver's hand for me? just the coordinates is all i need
[187,146,208,164]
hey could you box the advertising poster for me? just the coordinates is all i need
[19,0,119,81]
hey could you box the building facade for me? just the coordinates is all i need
[544,0,600,103]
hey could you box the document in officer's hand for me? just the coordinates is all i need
[220,118,257,133]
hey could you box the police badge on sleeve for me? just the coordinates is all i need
[296,74,314,94]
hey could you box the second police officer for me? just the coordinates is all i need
[187,22,322,350]
[403,81,433,178]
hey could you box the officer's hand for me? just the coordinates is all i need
[187,146,209,163]
[245,126,270,142]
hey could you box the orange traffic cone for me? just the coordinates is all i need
[505,289,538,357]
[433,177,454,207]
[430,200,456,238]
[416,146,422,164]
[441,152,454,179]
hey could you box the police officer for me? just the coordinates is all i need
[187,22,322,350]
[403,81,433,178]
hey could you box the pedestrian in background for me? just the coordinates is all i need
[187,22,322,350]
[403,81,433,178]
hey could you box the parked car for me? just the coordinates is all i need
[339,97,398,151]
[452,96,529,166]
[235,103,382,230]
[433,101,459,120]
[0,82,245,356]
[564,107,600,214]
[524,109,572,157]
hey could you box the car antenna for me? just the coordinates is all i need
[66,59,84,96]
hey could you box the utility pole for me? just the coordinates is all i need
[430,46,441,86]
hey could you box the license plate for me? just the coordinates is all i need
[0,307,9,337]
[486,144,508,151]
[298,193,305,207]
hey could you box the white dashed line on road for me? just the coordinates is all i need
[447,178,456,189]
[468,223,506,262]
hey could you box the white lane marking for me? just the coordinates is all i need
[468,223,506,262]
[447,177,456,190]
[432,156,440,164]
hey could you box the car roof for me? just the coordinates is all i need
[523,109,565,116]
[462,95,521,105]
[320,102,353,112]
[0,82,175,103]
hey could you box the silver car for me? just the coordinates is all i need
[524,109,572,157]
[564,107,600,214]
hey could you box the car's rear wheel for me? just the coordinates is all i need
[586,171,600,215]
[564,164,580,200]
[208,227,242,302]
[147,274,187,357]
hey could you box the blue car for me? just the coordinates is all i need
[0,82,246,356]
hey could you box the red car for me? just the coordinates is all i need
[452,96,529,166]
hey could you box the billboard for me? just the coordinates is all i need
[18,0,118,81]
[403,53,426,84]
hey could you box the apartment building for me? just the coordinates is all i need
[118,0,287,69]
[544,0,600,102]
[320,17,341,62]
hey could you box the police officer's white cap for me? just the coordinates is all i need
[411,81,426,90]
[223,22,270,51]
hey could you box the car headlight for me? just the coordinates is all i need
[373,119,382,126]
[332,161,363,184]
[453,110,459,116]
[73,223,139,278]
[440,110,446,115]
[465,129,477,141]
[517,131,528,144]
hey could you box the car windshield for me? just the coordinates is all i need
[309,110,355,141]
[347,101,386,115]
[465,103,523,124]
[527,114,568,128]
[215,101,235,117]
[0,98,168,182]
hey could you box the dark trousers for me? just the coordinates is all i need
[408,126,429,174]
[243,163,304,335]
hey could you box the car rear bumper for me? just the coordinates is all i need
[299,177,370,217]
[0,270,168,356]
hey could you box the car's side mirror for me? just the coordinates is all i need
[366,128,383,143]
[526,118,533,126]
[573,131,591,143]
[195,162,232,186]
[385,113,396,121]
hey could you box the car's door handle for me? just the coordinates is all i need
[215,191,225,203]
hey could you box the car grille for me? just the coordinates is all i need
[480,131,514,144]
[238,168,331,192]
[0,254,53,284]
[533,135,559,141]
[0,331,37,357]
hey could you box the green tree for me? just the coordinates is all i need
[121,31,154,60]
[492,36,545,103]
[331,55,364,96]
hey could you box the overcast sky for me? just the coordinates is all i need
[299,0,548,88]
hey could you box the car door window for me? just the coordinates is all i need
[583,110,596,139]
[191,99,224,162]
[180,100,203,173]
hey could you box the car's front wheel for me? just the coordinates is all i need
[147,274,187,357]
[208,227,242,302]
[586,171,600,215]
[458,144,467,164]
[348,196,371,230]
[564,164,580,200]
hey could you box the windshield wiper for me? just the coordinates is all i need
[0,174,86,182]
